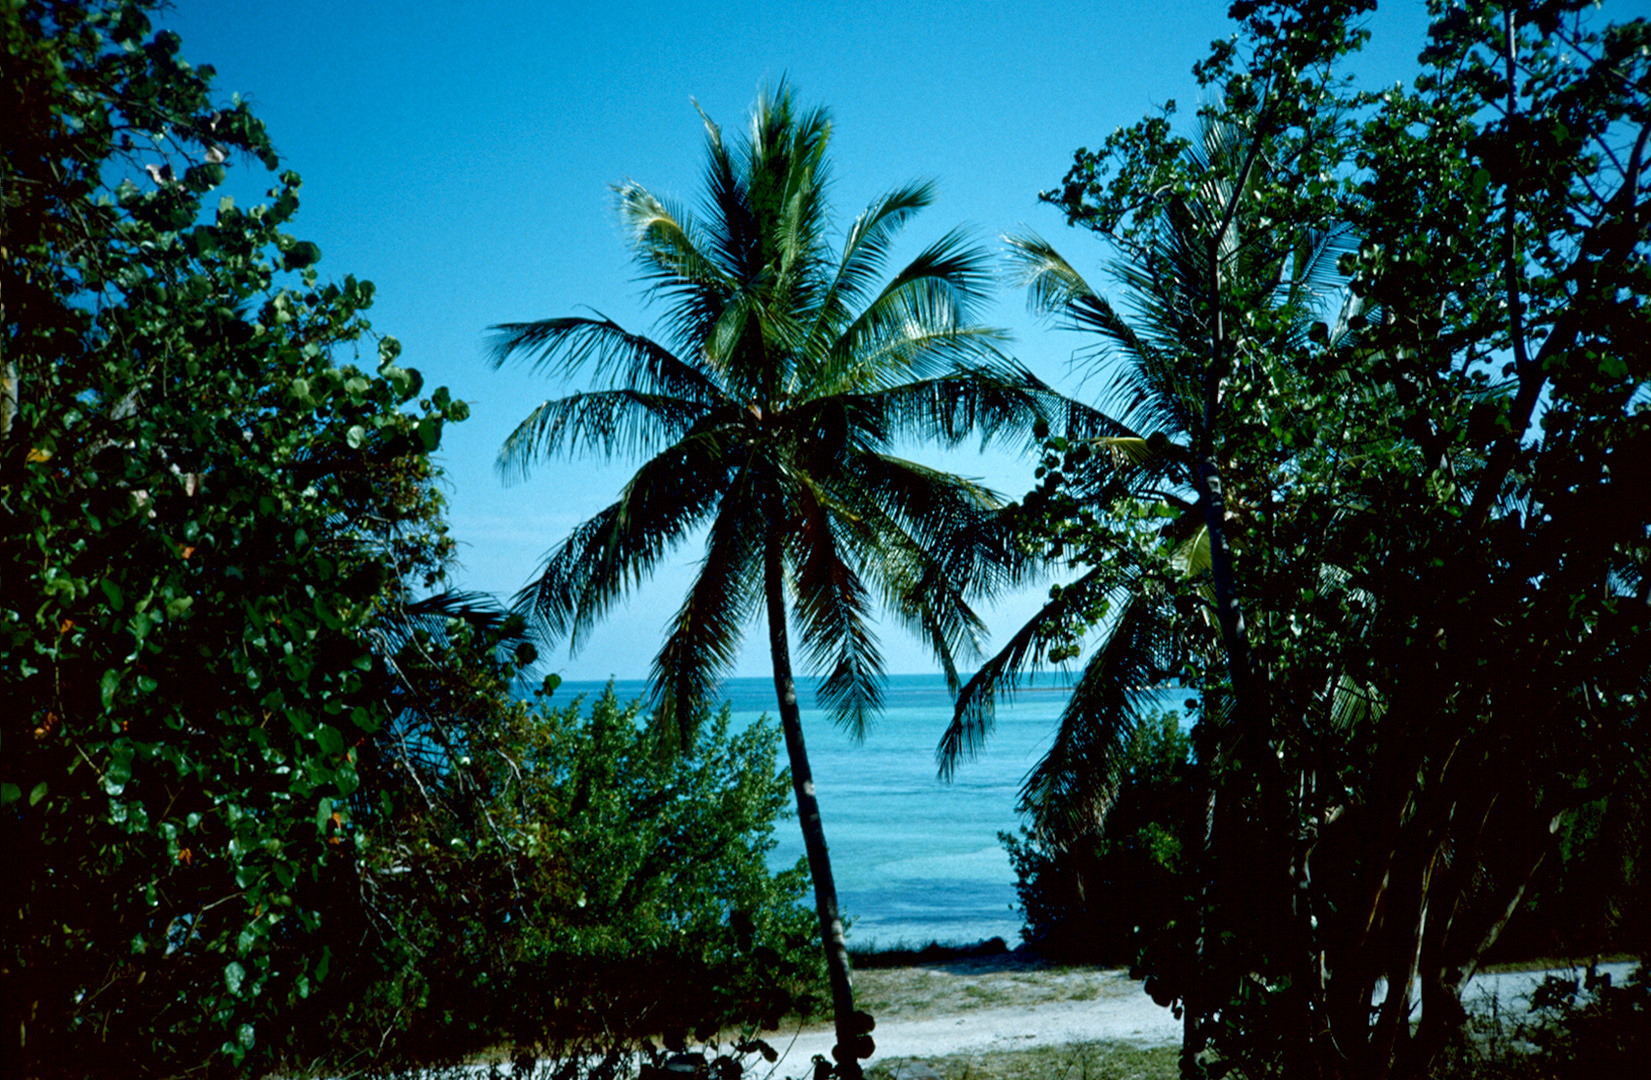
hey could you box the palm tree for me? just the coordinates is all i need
[489,85,1047,1071]
[940,116,1359,823]
[938,115,1366,1076]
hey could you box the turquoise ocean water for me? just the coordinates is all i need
[553,673,1186,949]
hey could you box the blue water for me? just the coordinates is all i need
[553,673,1180,949]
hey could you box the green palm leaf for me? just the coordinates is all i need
[830,229,1000,387]
[496,389,720,482]
[811,180,937,339]
[1017,585,1182,838]
[511,428,737,648]
[846,360,1048,450]
[649,460,766,747]
[938,564,1120,778]
[487,315,723,405]
[789,475,885,738]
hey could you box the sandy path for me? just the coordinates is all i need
[764,994,1180,1069]
[758,955,1178,1070]
[756,956,1636,1073]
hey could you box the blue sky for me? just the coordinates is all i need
[153,0,1438,681]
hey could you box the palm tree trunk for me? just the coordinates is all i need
[765,534,863,1077]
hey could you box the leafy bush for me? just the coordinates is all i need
[3,2,467,1073]
[1000,712,1196,965]
[277,661,823,1074]
[1436,964,1650,1080]
[4,6,818,1075]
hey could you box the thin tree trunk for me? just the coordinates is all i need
[1181,779,1216,1080]
[765,534,863,1078]
[1,361,16,440]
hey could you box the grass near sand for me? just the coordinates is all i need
[870,1042,1179,1080]
[839,944,1181,1080]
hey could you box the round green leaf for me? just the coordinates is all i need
[281,240,321,271]
[315,725,344,756]
[416,416,441,450]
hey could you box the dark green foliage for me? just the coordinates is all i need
[1499,966,1650,1079]
[848,938,1009,969]
[1490,756,1651,963]
[277,662,822,1073]
[961,2,1649,1078]
[1435,965,1650,1080]
[1001,714,1196,965]
[2,2,462,1074]
[2,15,825,1075]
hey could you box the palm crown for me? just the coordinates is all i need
[493,87,1046,745]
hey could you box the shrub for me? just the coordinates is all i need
[1000,712,1196,965]
[282,668,823,1074]
[1437,964,1649,1080]
[2,2,464,1072]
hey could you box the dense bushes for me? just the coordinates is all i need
[979,1,1649,1074]
[2,1,467,1070]
[1433,964,1650,1080]
[1000,713,1196,965]
[1005,712,1648,973]
[298,670,823,1073]
[2,4,819,1075]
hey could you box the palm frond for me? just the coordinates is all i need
[1005,232,1104,317]
[695,105,757,285]
[487,316,723,405]
[788,477,884,739]
[648,462,766,750]
[839,463,1000,672]
[620,183,724,288]
[770,148,831,319]
[1281,225,1358,306]
[826,326,1011,401]
[1018,587,1181,839]
[833,451,1010,587]
[1328,672,1383,731]
[937,565,1117,778]
[809,180,937,345]
[1051,397,1140,442]
[495,389,719,483]
[827,229,999,387]
[1007,232,1196,436]
[511,429,737,649]
[370,590,533,661]
[618,183,736,356]
[851,358,1050,452]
